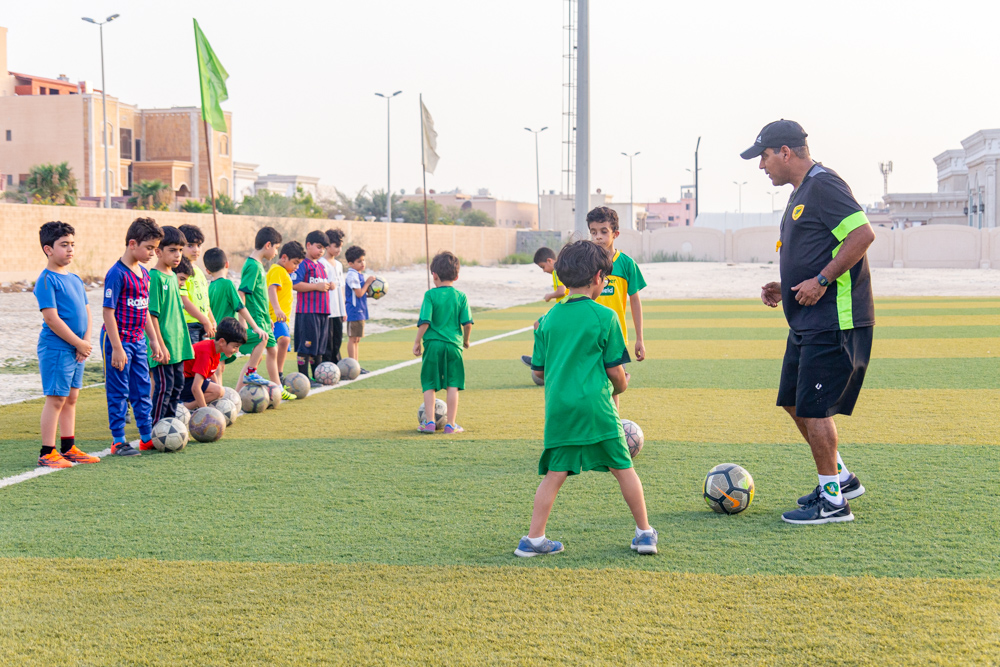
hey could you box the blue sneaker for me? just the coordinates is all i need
[514,536,564,558]
[243,371,268,386]
[631,529,658,555]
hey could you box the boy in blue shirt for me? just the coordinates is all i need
[344,245,376,373]
[33,221,101,468]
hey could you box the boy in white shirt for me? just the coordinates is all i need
[319,228,346,364]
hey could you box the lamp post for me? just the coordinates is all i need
[375,90,402,221]
[525,127,548,229]
[733,180,747,213]
[621,151,640,230]
[767,190,779,211]
[82,13,120,209]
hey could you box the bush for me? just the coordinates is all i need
[499,253,534,265]
[651,251,709,263]
[181,199,212,213]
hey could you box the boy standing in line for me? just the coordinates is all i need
[237,227,282,390]
[320,228,346,365]
[517,241,657,557]
[102,217,165,457]
[413,251,473,435]
[292,230,331,386]
[204,247,268,383]
[181,317,246,410]
[267,240,305,386]
[146,226,195,432]
[33,221,101,468]
[177,224,216,343]
[344,245,376,373]
[520,246,567,368]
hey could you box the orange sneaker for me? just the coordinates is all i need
[138,440,156,452]
[61,446,100,464]
[38,451,73,468]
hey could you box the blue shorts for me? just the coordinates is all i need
[180,377,211,403]
[273,320,293,351]
[38,345,84,397]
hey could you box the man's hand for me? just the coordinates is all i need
[791,277,826,306]
[761,282,782,308]
[75,339,93,362]
[634,339,646,362]
[413,340,422,356]
[111,346,127,371]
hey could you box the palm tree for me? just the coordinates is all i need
[129,180,169,210]
[26,162,78,205]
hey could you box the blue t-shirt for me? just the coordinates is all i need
[34,269,89,351]
[345,267,369,322]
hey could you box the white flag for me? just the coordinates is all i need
[421,99,440,175]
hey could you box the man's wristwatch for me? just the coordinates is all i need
[816,274,830,287]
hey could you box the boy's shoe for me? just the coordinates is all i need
[359,368,370,375]
[243,371,269,386]
[309,380,324,389]
[520,355,532,368]
[782,496,853,525]
[280,387,297,401]
[138,440,156,452]
[797,473,865,507]
[631,529,659,555]
[110,442,141,457]
[418,421,436,433]
[61,446,100,464]
[38,451,73,468]
[443,424,465,434]
[515,536,564,558]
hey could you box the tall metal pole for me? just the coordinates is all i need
[376,91,402,222]
[420,94,431,290]
[99,23,110,208]
[203,118,220,247]
[621,151,639,230]
[574,0,590,236]
[733,181,746,213]
[694,136,701,219]
[526,127,548,229]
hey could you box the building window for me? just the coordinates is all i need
[119,128,133,160]
[6,175,12,186]
[5,130,10,141]
[218,177,229,196]
[685,203,690,210]
[102,122,114,146]
[219,135,229,156]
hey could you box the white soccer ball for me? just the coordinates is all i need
[621,419,644,458]
[211,398,238,426]
[418,399,448,429]
[151,417,189,452]
[174,403,191,427]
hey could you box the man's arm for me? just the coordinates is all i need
[42,309,92,361]
[413,323,429,356]
[761,282,781,307]
[791,225,876,306]
[629,293,645,362]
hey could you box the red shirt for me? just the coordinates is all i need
[184,339,221,379]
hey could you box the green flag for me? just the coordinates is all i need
[193,19,229,132]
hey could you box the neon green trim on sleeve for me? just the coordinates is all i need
[832,210,870,242]
[832,242,854,329]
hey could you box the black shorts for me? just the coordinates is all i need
[777,326,873,419]
[294,313,330,357]
[180,377,211,403]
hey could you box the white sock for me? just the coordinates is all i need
[818,474,844,506]
[837,452,850,483]
[528,535,547,547]
[636,526,655,537]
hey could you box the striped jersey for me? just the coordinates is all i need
[292,259,330,314]
[102,260,150,342]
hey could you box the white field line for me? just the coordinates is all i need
[0,325,533,491]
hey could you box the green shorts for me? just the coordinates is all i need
[239,324,276,356]
[420,340,465,392]
[538,436,632,476]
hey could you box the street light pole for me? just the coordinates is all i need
[733,181,747,213]
[621,152,640,230]
[767,190,778,211]
[375,90,402,221]
[525,127,548,229]
[83,14,119,208]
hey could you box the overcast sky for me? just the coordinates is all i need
[5,0,998,212]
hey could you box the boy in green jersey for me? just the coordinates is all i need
[236,227,282,391]
[146,226,195,436]
[413,252,473,434]
[516,241,657,558]
[177,224,217,343]
[204,247,269,385]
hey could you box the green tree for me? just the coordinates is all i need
[399,199,446,225]
[215,193,237,214]
[292,187,325,218]
[181,199,212,213]
[319,188,358,219]
[129,180,170,210]
[25,162,78,206]
[237,190,296,217]
[456,208,495,227]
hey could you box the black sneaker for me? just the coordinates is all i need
[797,473,865,507]
[309,379,323,389]
[782,496,853,525]
[359,368,370,375]
[520,355,532,368]
[110,442,140,457]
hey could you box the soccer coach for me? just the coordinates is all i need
[742,120,876,525]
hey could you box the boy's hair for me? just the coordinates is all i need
[532,247,556,264]
[176,257,194,276]
[305,230,329,247]
[254,226,282,250]
[39,221,75,251]
[586,206,619,233]
[325,228,345,247]
[177,224,205,246]
[280,240,306,261]
[430,251,460,281]
[344,245,365,264]
[215,316,247,345]
[554,240,613,288]
[126,217,163,245]
[160,225,187,249]
[203,247,228,273]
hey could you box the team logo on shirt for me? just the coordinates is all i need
[792,205,804,220]
[126,297,149,309]
[601,283,615,296]
[105,288,112,299]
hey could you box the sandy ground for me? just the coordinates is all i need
[2,263,998,404]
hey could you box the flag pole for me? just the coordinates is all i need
[203,118,220,247]
[420,93,430,291]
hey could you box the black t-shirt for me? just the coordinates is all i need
[779,164,875,334]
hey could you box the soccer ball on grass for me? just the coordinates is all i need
[151,417,189,452]
[239,384,269,414]
[338,358,361,381]
[704,463,755,515]
[417,399,448,429]
[189,407,226,443]
[621,419,644,458]
[210,398,238,426]
[314,361,341,386]
[282,372,310,399]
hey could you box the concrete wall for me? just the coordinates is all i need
[0,203,518,282]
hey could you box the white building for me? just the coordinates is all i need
[233,161,259,202]
[254,174,320,198]
[539,191,644,233]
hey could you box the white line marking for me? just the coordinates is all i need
[0,326,533,490]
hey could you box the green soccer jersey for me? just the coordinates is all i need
[181,264,212,325]
[239,257,271,332]
[530,296,630,448]
[208,277,243,322]
[148,268,194,368]
[418,286,474,348]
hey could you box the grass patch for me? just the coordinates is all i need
[650,250,712,262]
[499,252,535,265]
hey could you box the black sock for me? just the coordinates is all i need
[60,436,75,454]
[40,446,55,457]
[298,356,309,378]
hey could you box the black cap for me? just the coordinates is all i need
[740,119,808,160]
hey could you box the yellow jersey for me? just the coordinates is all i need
[594,250,646,344]
[552,269,567,304]
[266,264,293,322]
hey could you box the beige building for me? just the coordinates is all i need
[399,189,538,229]
[539,191,645,233]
